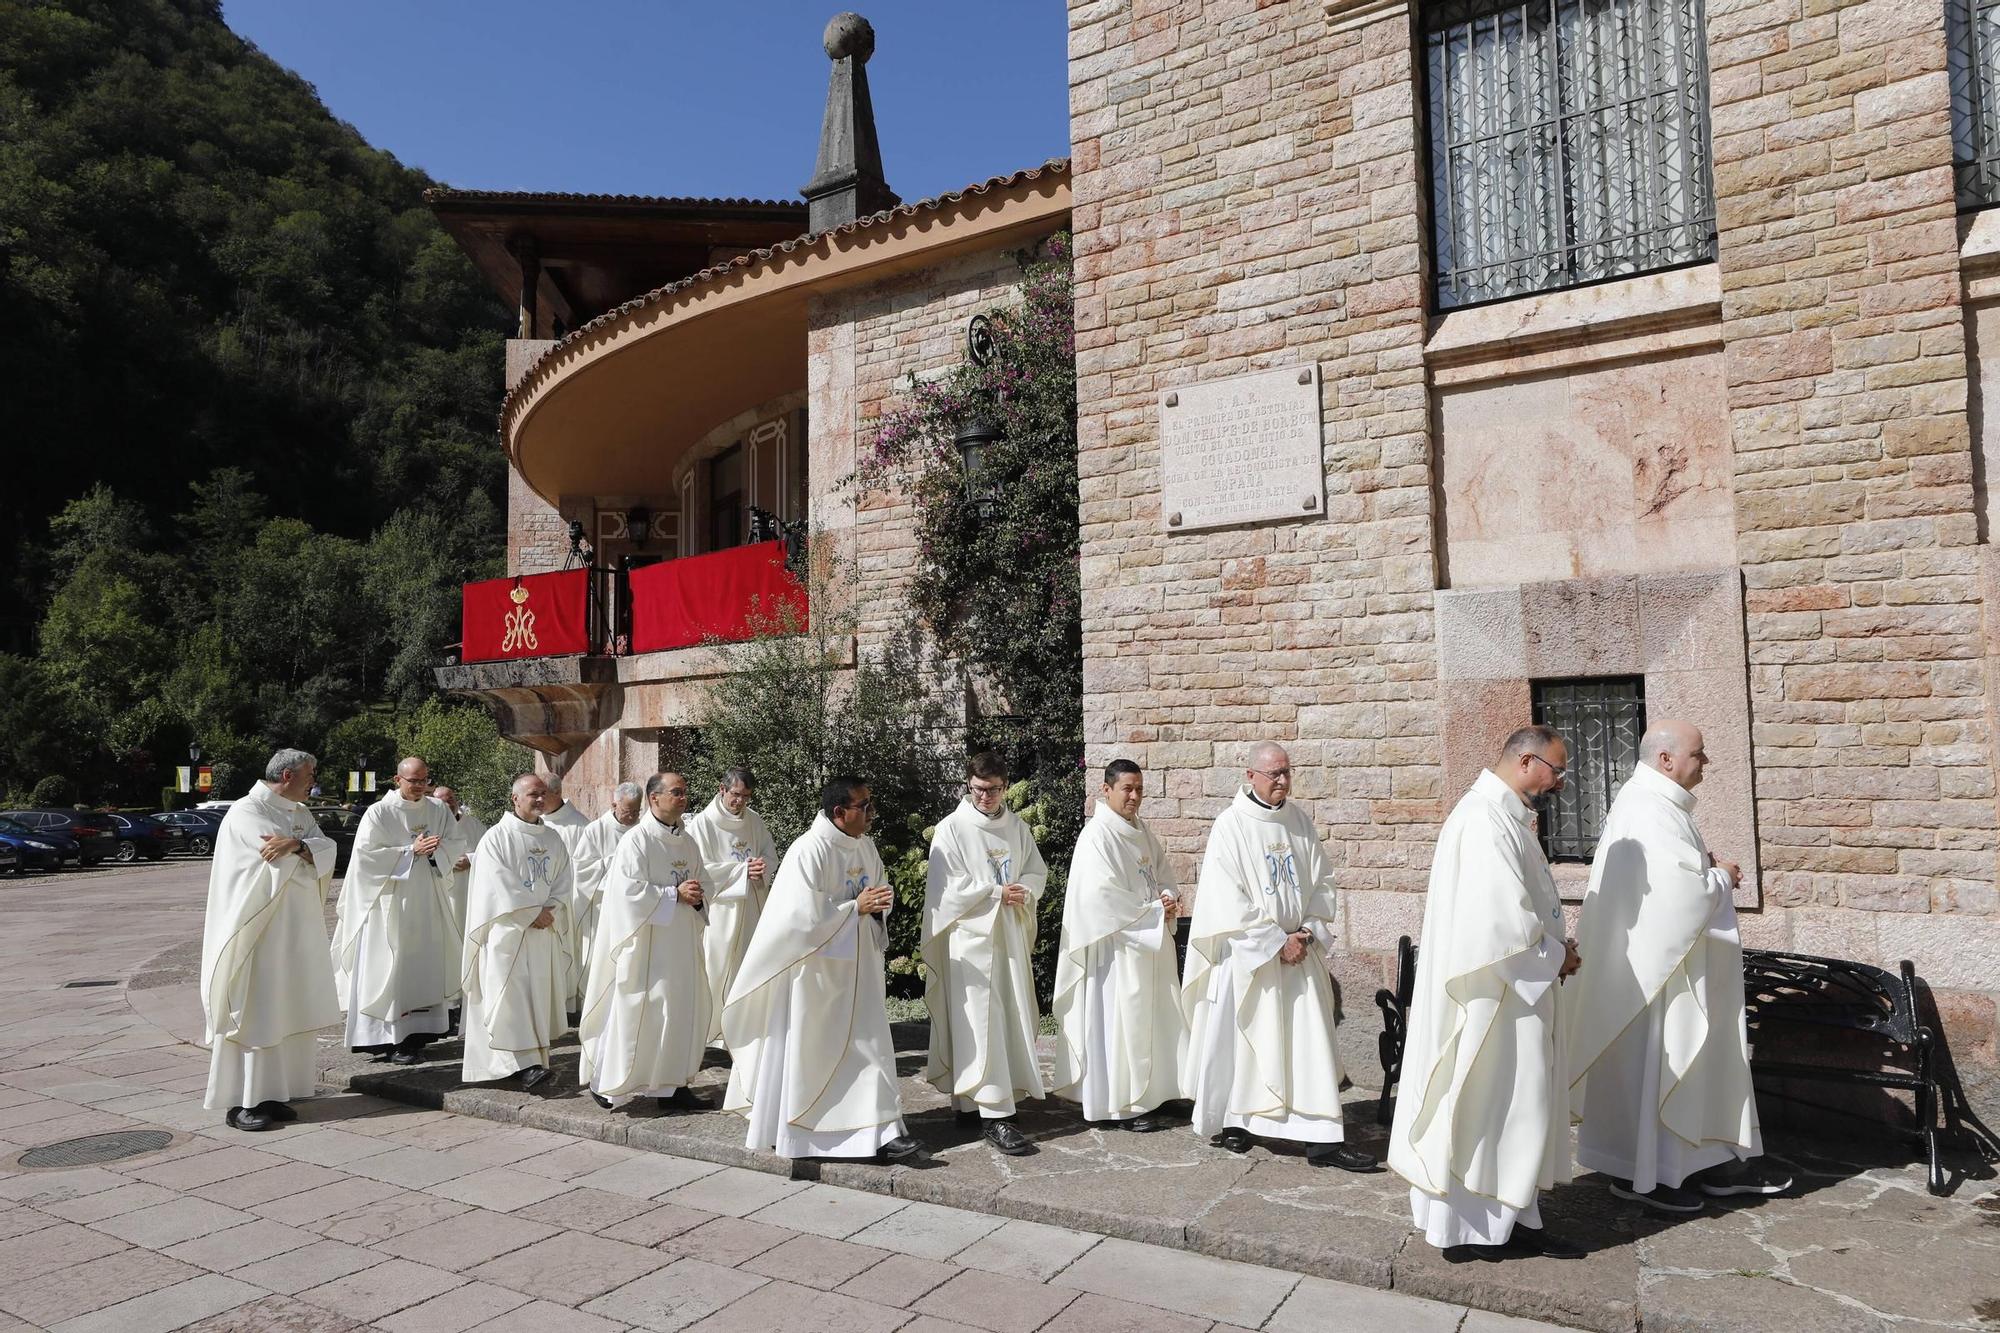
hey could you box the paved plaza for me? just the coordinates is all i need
[0,862,1994,1332]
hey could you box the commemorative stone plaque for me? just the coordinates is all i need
[1158,363,1324,532]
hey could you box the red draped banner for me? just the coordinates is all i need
[461,568,591,662]
[629,541,808,653]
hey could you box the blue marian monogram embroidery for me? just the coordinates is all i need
[729,837,751,864]
[1262,840,1296,898]
[986,848,1012,887]
[522,845,550,893]
[842,865,870,902]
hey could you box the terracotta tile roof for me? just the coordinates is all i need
[424,187,805,212]
[499,158,1072,425]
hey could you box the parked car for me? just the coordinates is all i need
[153,809,225,857]
[0,842,16,876]
[0,810,115,865]
[105,813,178,862]
[311,807,362,874]
[0,816,80,873]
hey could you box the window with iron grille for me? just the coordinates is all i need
[1531,676,1645,861]
[1424,0,1717,310]
[1950,0,2000,208]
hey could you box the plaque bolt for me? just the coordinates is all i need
[1298,369,1313,385]
[1164,393,1179,408]
[1302,495,1318,510]
[1168,511,1184,527]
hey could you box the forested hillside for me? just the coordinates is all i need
[0,0,522,806]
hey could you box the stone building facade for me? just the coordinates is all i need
[1069,0,2000,1117]
[439,3,2000,1122]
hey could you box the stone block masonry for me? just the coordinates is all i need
[1069,0,1443,893]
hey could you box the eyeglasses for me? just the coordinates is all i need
[1526,754,1568,779]
[662,787,689,799]
[1249,768,1292,781]
[966,783,1006,797]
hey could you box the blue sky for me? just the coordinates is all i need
[220,2,1071,205]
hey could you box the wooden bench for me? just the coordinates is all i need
[1371,938,1985,1195]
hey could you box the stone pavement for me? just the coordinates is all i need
[7,862,1999,1331]
[0,860,1555,1333]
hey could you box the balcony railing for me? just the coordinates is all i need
[458,541,806,664]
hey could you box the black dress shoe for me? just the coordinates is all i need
[590,1092,614,1110]
[878,1134,921,1161]
[1122,1116,1165,1133]
[225,1106,273,1132]
[1307,1143,1382,1173]
[1508,1227,1586,1260]
[1213,1127,1254,1154]
[982,1119,1034,1156]
[659,1087,708,1111]
[387,1049,421,1065]
[518,1064,552,1091]
[253,1100,298,1122]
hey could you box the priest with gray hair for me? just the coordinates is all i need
[1568,719,1789,1212]
[200,749,340,1130]
[567,780,643,1009]
[688,767,779,1046]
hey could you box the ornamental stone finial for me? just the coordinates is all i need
[803,11,898,233]
[823,12,875,61]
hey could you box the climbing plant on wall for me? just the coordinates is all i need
[854,234,1083,994]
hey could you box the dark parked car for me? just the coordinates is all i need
[311,806,362,874]
[153,809,225,856]
[0,816,81,872]
[106,813,178,863]
[1,810,114,865]
[0,842,16,875]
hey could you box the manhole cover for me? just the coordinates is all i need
[18,1129,174,1168]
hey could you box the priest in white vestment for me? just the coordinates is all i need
[567,782,642,1012]
[580,773,712,1111]
[1390,725,1584,1260]
[201,749,341,1131]
[923,752,1048,1155]
[1184,743,1378,1172]
[723,776,919,1162]
[461,773,574,1089]
[688,768,779,1046]
[433,786,485,932]
[1569,720,1789,1212]
[542,772,591,840]
[1051,760,1187,1132]
[333,758,467,1064]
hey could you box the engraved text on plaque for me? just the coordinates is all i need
[1158,364,1324,532]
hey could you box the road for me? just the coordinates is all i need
[0,858,1541,1333]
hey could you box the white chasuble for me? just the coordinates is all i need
[201,783,341,1109]
[1568,762,1759,1191]
[1051,802,1188,1121]
[579,813,711,1104]
[1184,789,1346,1144]
[922,800,1048,1116]
[450,807,487,932]
[723,813,907,1158]
[567,810,635,1009]
[461,814,575,1081]
[332,792,466,1048]
[543,800,590,838]
[1390,771,1572,1248]
[688,796,779,1044]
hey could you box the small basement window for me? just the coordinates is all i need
[1531,676,1645,861]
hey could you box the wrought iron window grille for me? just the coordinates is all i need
[1530,675,1645,862]
[1950,0,2000,209]
[1423,0,1718,309]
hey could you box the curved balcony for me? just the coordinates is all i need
[501,162,1072,507]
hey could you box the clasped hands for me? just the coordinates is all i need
[1278,929,1314,965]
[258,834,305,863]
[856,885,894,915]
[411,833,442,857]
[999,881,1030,908]
[677,879,705,907]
